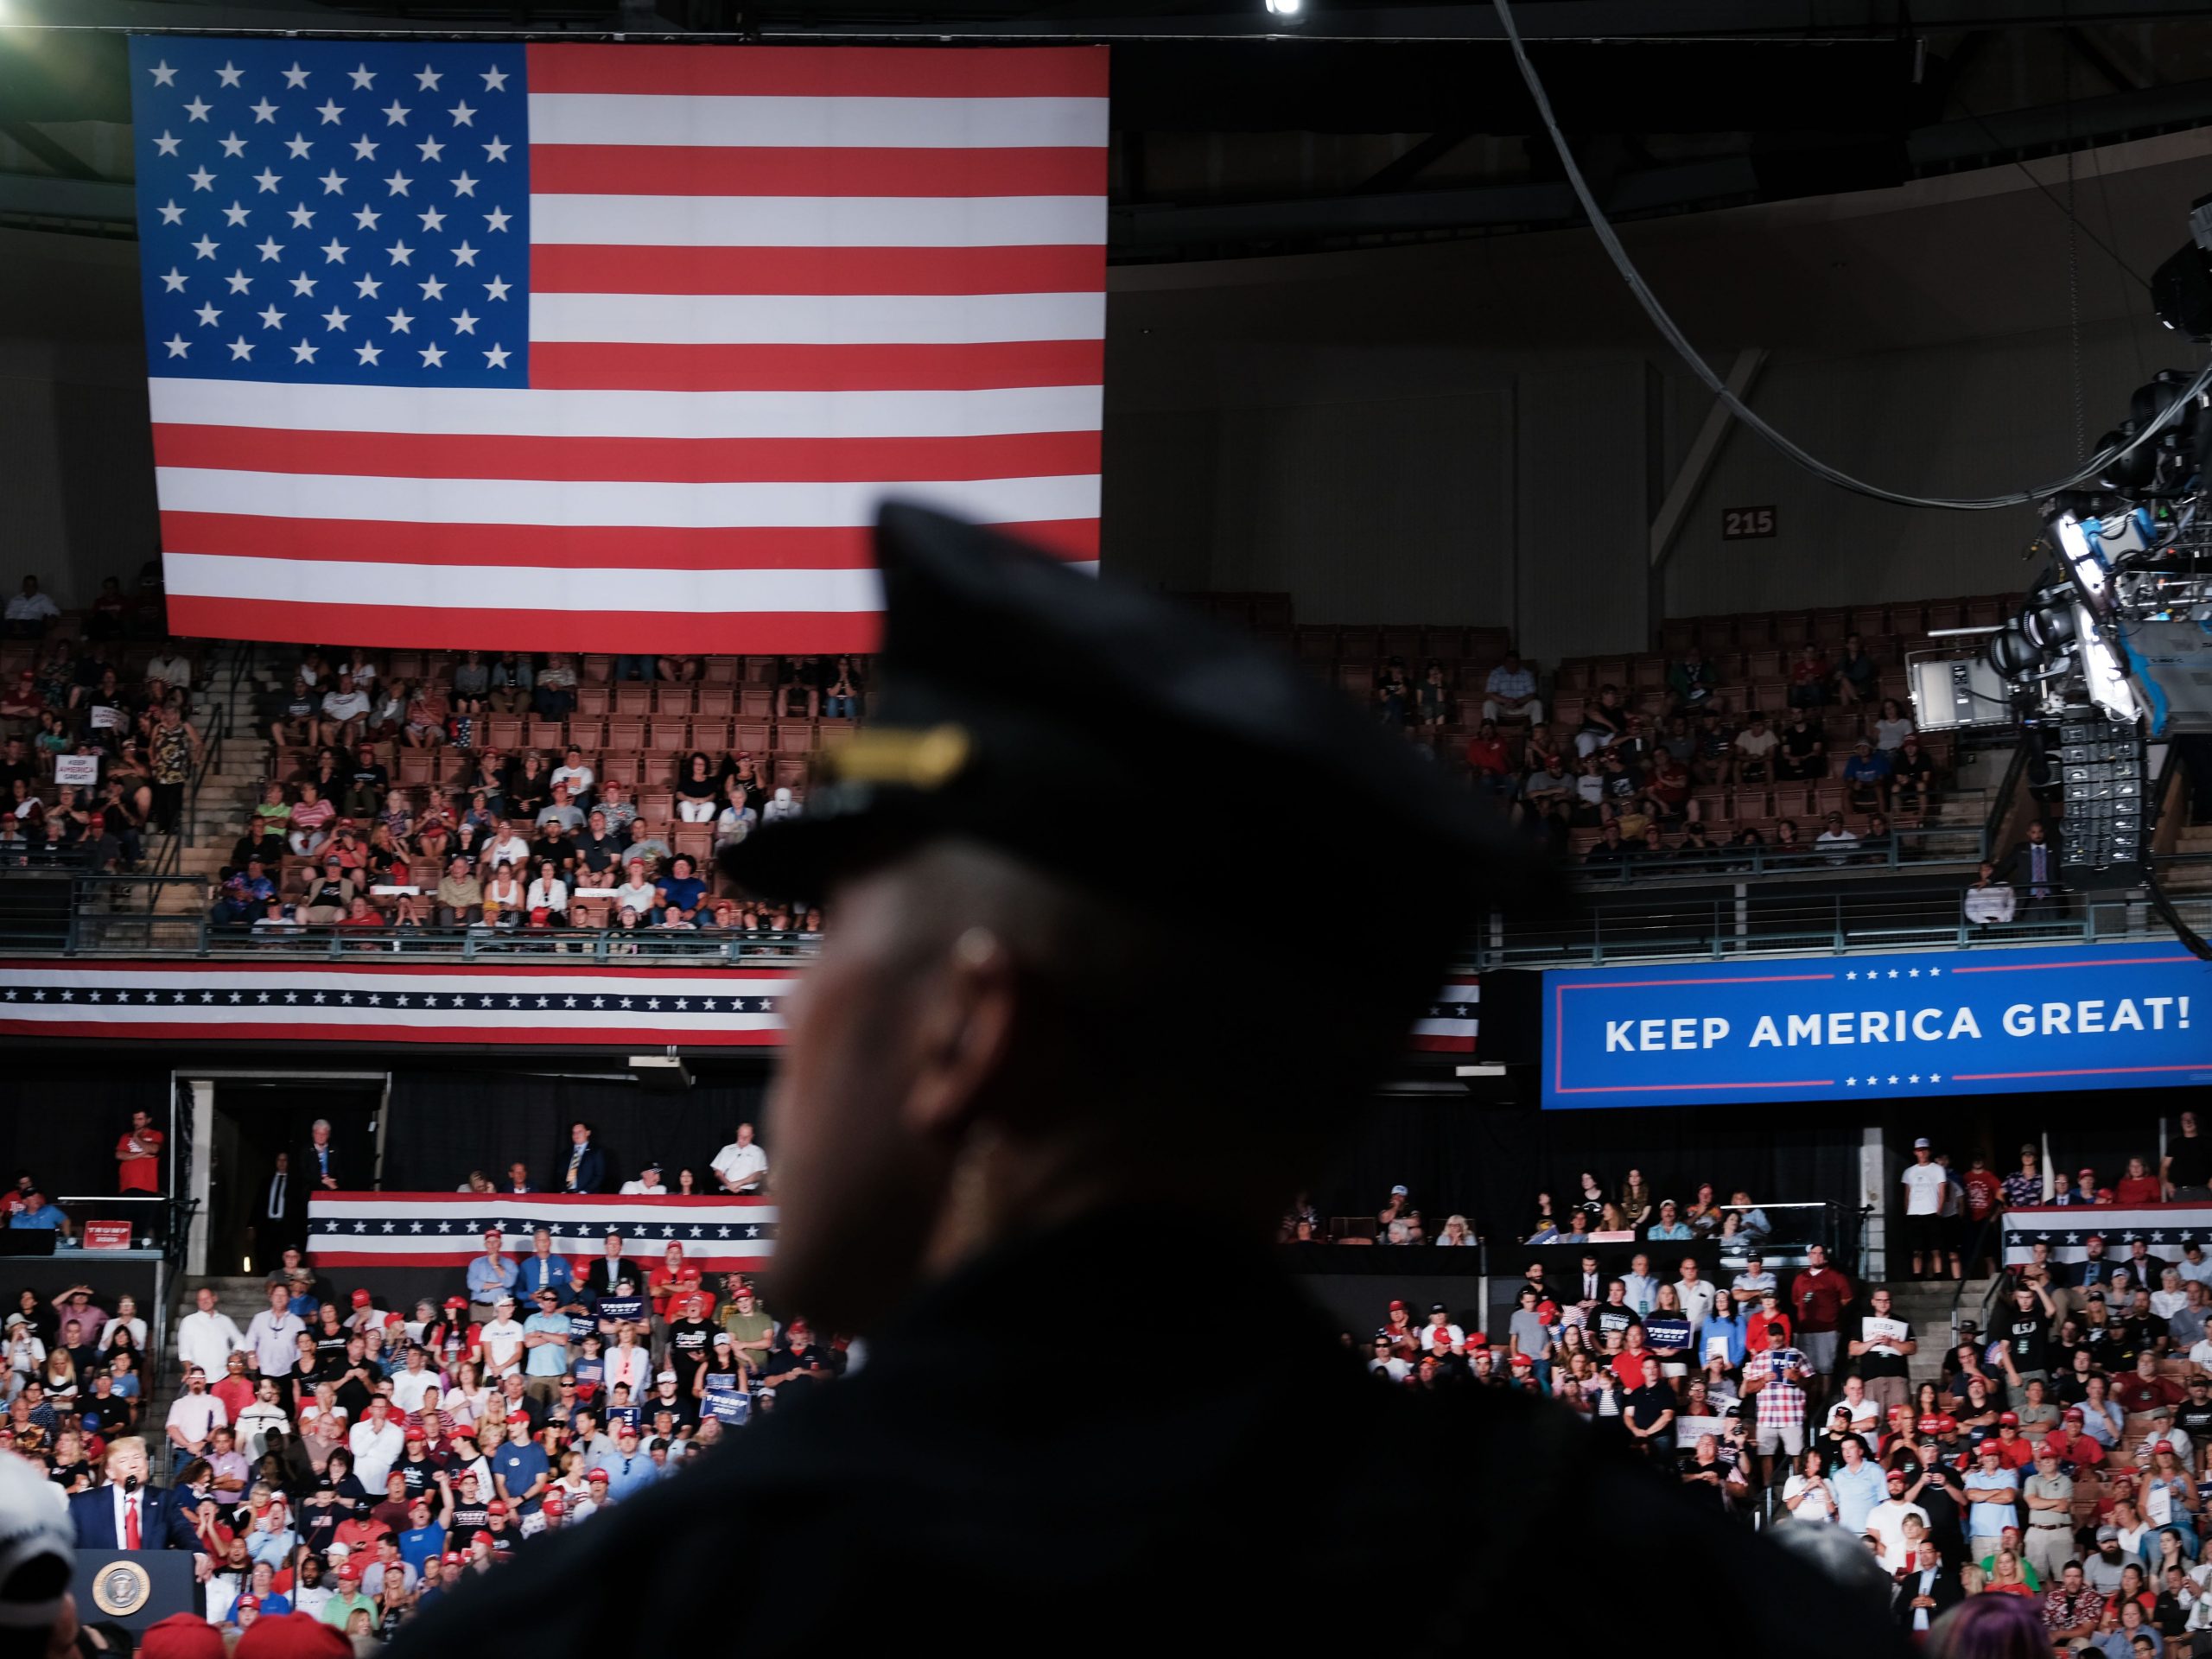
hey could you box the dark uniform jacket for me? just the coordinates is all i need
[398,1207,1911,1656]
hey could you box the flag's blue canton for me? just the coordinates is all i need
[130,36,529,389]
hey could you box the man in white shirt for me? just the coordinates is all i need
[318,672,371,746]
[178,1286,246,1380]
[1900,1137,1950,1279]
[391,1345,440,1414]
[165,1364,227,1475]
[1814,814,1859,864]
[619,1163,668,1197]
[1866,1469,1929,1575]
[478,1295,527,1378]
[348,1395,405,1491]
[243,1281,307,1378]
[3,576,59,631]
[552,748,595,803]
[710,1123,769,1195]
[145,643,195,690]
[485,822,532,875]
[1674,1256,1717,1338]
[234,1377,293,1461]
[612,859,657,918]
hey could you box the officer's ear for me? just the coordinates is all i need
[901,926,1019,1143]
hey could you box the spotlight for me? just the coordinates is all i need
[1263,0,1304,15]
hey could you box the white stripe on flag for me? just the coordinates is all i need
[163,553,1098,609]
[525,92,1109,151]
[310,1198,778,1224]
[527,289,1107,346]
[303,1235,779,1257]
[153,468,1103,529]
[165,553,884,612]
[148,378,1103,441]
[528,192,1104,249]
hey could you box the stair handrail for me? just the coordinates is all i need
[146,644,236,900]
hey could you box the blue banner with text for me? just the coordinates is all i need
[1541,943,2212,1109]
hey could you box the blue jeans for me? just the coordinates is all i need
[616,656,653,682]
[823,694,856,718]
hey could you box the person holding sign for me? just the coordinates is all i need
[1744,1320,1814,1492]
[1850,1287,1918,1419]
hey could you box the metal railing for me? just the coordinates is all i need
[3,868,2209,969]
[1569,821,1986,884]
[145,643,237,895]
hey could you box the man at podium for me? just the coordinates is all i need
[66,1436,209,1576]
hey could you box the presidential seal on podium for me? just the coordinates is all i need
[89,1559,152,1618]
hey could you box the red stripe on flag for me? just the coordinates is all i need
[153,426,1102,486]
[528,340,1102,392]
[160,513,1100,568]
[529,243,1103,296]
[167,596,887,654]
[524,42,1109,99]
[531,143,1107,199]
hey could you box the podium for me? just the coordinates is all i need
[70,1549,196,1634]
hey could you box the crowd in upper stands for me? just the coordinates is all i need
[1365,631,1948,872]
[0,568,207,871]
[212,646,844,939]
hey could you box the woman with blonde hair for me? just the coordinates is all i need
[1433,1214,1474,1248]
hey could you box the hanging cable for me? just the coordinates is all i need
[1490,0,2212,512]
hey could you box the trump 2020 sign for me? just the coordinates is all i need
[1539,942,2212,1109]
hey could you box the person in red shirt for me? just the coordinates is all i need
[2113,1350,2184,1416]
[1961,1155,2003,1274]
[2115,1156,2164,1207]
[210,1351,256,1424]
[116,1109,163,1193]
[2044,1411,2108,1472]
[1988,1413,2036,1471]
[1611,1325,1657,1394]
[1789,1243,1855,1412]
[1463,721,1512,789]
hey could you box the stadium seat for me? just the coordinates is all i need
[605,719,644,752]
[582,655,615,685]
[774,723,816,753]
[739,687,776,719]
[653,687,694,718]
[598,756,640,788]
[525,717,564,750]
[640,791,675,823]
[575,686,610,717]
[614,685,652,717]
[734,721,771,753]
[567,718,607,752]
[694,688,734,719]
[646,721,689,755]
[672,827,713,864]
[702,657,740,687]
[486,716,522,749]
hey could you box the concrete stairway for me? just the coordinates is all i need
[156,655,278,914]
[144,1274,276,1473]
[1882,1274,1996,1389]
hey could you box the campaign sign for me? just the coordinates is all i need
[594,1296,644,1325]
[1643,1317,1693,1351]
[1541,942,2212,1109]
[702,1388,750,1425]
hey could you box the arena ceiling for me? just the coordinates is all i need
[3,0,2212,265]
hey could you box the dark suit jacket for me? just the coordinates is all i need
[1999,833,2063,889]
[300,1141,343,1192]
[554,1145,607,1195]
[68,1484,201,1554]
[581,1257,643,1299]
[1891,1566,1963,1632]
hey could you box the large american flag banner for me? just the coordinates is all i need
[2001,1203,2212,1266]
[309,1192,776,1271]
[127,36,1107,652]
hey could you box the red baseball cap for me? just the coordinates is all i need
[587,1468,608,1483]
[472,1530,494,1548]
[542,1494,564,1514]
[350,1289,370,1306]
[2065,1407,2086,1420]
[486,1501,507,1516]
[1916,1414,1943,1434]
[442,1296,467,1311]
[336,1563,361,1582]
[233,1613,351,1659]
[1387,1300,1407,1312]
[1463,1332,1486,1351]
[1509,1353,1534,1369]
[678,1266,702,1281]
[140,1612,227,1659]
[1999,1411,2019,1427]
[403,1426,427,1442]
[236,1596,263,1613]
[442,1552,466,1566]
[2156,1440,2176,1455]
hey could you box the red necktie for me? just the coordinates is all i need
[124,1496,140,1550]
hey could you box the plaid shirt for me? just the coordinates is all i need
[1745,1346,1809,1427]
